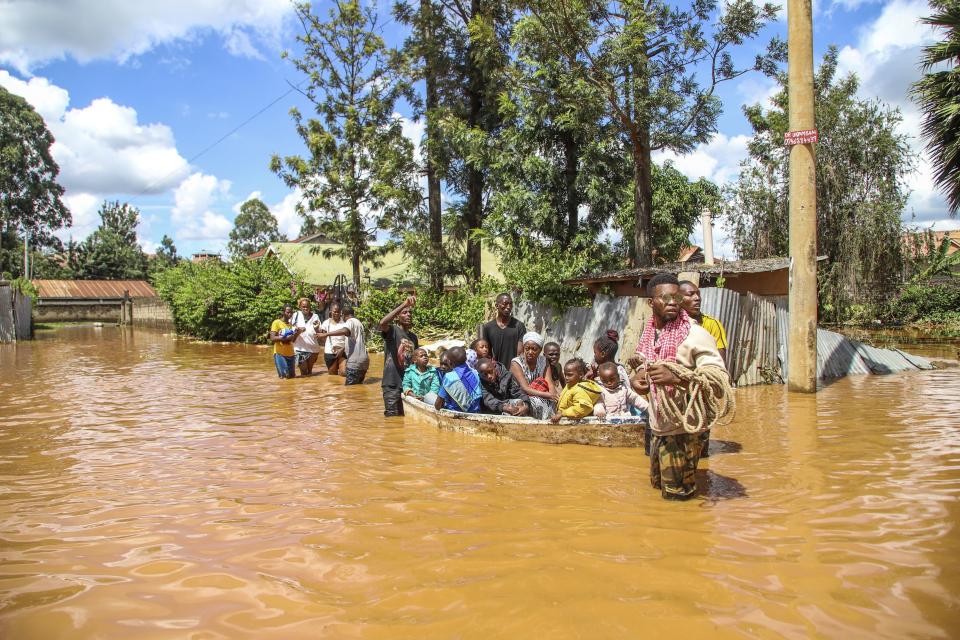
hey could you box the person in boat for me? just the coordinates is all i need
[593,362,648,418]
[551,358,603,423]
[543,341,562,385]
[481,293,527,365]
[378,295,419,417]
[630,273,728,501]
[678,279,729,458]
[291,297,322,376]
[586,330,630,387]
[434,346,483,413]
[470,338,493,363]
[476,357,531,416]
[509,332,558,420]
[318,301,349,374]
[324,303,369,385]
[269,303,302,379]
[403,348,439,401]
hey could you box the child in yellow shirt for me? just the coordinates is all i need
[550,358,603,423]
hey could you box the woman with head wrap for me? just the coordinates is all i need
[508,331,558,420]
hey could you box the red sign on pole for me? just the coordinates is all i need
[784,129,819,145]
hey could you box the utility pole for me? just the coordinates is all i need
[701,209,715,266]
[23,227,30,281]
[787,0,818,392]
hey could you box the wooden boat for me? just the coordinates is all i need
[402,396,647,447]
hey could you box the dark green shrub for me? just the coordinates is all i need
[154,257,312,343]
[887,280,960,324]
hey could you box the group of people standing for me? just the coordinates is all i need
[268,275,731,501]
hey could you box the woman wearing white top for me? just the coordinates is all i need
[317,301,349,373]
[292,297,322,376]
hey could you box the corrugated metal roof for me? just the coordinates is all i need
[817,328,872,378]
[730,293,782,386]
[700,286,741,364]
[32,280,158,299]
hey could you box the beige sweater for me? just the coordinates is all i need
[644,323,727,437]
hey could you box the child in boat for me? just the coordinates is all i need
[403,348,439,401]
[593,361,648,418]
[470,338,494,362]
[543,341,562,384]
[434,346,483,413]
[551,358,603,423]
[586,330,630,387]
[477,357,531,416]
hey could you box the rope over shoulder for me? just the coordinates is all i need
[650,363,735,434]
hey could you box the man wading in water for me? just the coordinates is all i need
[481,293,527,366]
[630,273,731,501]
[378,295,418,417]
[677,279,729,458]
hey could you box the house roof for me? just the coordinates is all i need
[32,279,158,299]
[262,242,505,287]
[568,256,797,285]
[904,229,960,254]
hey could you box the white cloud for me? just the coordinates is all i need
[0,70,190,196]
[653,133,751,186]
[833,0,950,224]
[0,0,292,72]
[171,172,233,244]
[59,193,100,243]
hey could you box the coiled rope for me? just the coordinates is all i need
[648,363,736,434]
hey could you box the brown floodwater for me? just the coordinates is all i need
[1,326,959,639]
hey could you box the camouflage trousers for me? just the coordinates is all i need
[650,432,702,500]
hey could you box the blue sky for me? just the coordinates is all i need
[0,0,953,260]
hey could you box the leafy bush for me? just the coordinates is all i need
[500,241,611,310]
[356,279,501,349]
[886,281,960,324]
[154,257,312,343]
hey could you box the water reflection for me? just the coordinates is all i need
[1,326,958,638]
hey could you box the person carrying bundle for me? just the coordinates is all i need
[629,273,735,501]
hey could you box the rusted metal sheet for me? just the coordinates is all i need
[13,290,31,340]
[699,287,741,370]
[31,279,157,299]
[0,284,14,342]
[730,293,782,386]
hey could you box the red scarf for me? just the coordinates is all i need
[635,309,691,364]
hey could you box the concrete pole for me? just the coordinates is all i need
[701,209,715,266]
[787,0,818,392]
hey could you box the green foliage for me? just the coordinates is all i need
[522,0,783,265]
[8,277,38,298]
[154,256,312,343]
[500,240,612,310]
[904,228,960,281]
[887,281,960,325]
[0,85,70,275]
[74,201,149,280]
[911,0,960,215]
[725,48,914,322]
[273,1,421,288]
[227,199,285,259]
[355,281,501,348]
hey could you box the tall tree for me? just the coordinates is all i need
[75,201,148,280]
[912,0,960,215]
[272,0,421,288]
[227,198,285,258]
[0,85,70,277]
[725,48,914,320]
[149,234,180,277]
[522,0,783,266]
[395,0,451,291]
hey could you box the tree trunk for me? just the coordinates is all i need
[561,130,579,247]
[352,250,361,291]
[632,127,654,267]
[423,0,444,292]
[465,0,483,285]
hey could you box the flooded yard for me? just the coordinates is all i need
[1,326,959,638]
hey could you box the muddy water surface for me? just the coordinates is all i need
[1,326,959,638]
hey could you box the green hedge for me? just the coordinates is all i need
[154,257,312,343]
[356,279,501,349]
[887,281,960,324]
